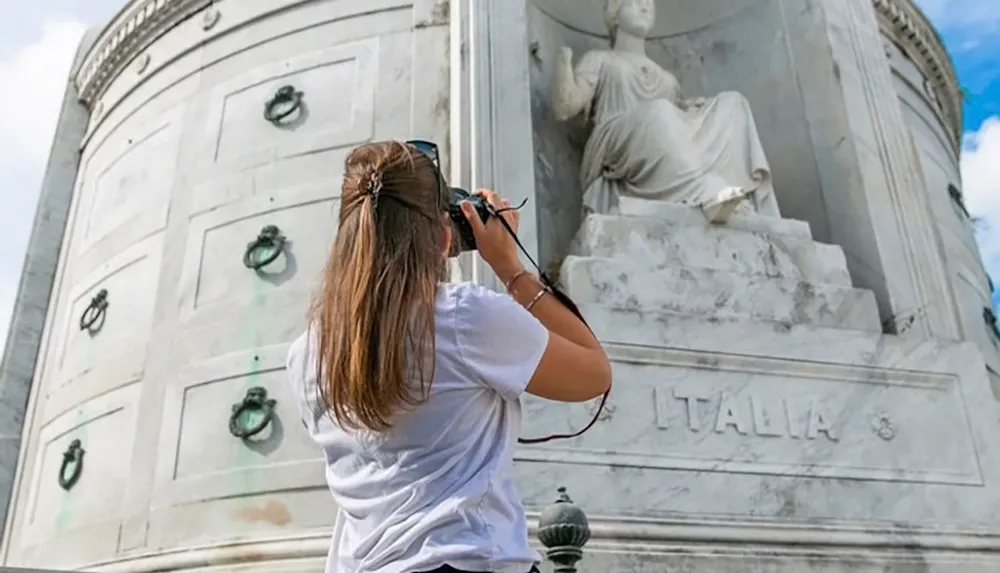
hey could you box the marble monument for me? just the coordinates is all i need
[1,0,997,572]
[552,0,779,224]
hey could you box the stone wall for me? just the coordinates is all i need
[1,0,451,569]
[878,2,1000,392]
[0,27,98,557]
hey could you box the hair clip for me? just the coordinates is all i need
[365,172,383,211]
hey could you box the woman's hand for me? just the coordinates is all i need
[461,189,523,281]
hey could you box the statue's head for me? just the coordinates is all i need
[604,0,655,43]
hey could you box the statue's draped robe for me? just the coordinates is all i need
[578,50,779,217]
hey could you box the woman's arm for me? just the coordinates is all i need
[552,47,600,122]
[517,275,612,402]
[460,190,611,403]
[493,262,611,403]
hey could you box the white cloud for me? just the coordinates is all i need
[961,116,1000,280]
[0,20,86,351]
[0,20,86,165]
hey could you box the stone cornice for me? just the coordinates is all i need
[73,0,964,153]
[73,0,213,106]
[873,0,963,152]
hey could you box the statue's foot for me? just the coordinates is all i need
[699,186,754,224]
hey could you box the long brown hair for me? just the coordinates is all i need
[309,140,447,432]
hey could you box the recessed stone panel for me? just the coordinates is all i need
[519,343,981,485]
[202,40,377,177]
[47,235,163,421]
[20,383,140,565]
[75,108,181,260]
[175,184,340,335]
[153,344,324,508]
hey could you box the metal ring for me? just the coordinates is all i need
[263,85,303,125]
[229,386,277,439]
[58,439,85,491]
[243,225,286,270]
[79,289,109,333]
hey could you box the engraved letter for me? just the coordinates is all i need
[714,392,749,435]
[806,403,839,441]
[653,388,670,429]
[785,398,801,439]
[750,396,783,437]
[674,388,709,431]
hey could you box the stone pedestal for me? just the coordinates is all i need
[526,0,963,344]
[562,199,881,333]
[513,204,1000,571]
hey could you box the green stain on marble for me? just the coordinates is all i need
[231,270,271,487]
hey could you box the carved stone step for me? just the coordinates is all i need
[617,197,814,240]
[561,256,882,332]
[572,302,886,359]
[572,213,853,288]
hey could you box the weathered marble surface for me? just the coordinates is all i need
[528,0,965,344]
[550,0,778,221]
[517,304,1000,570]
[541,201,1000,570]
[562,201,880,332]
[2,0,455,570]
[0,28,96,551]
[574,211,852,287]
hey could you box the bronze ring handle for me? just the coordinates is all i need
[79,289,109,334]
[229,386,277,438]
[58,439,85,490]
[243,225,286,270]
[263,85,304,125]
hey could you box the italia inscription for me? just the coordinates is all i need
[515,375,981,485]
[653,388,839,442]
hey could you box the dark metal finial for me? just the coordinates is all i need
[537,487,591,573]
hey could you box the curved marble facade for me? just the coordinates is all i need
[0,0,451,569]
[3,0,1000,571]
[876,0,1000,377]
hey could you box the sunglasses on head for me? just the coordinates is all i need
[406,139,486,252]
[406,140,471,211]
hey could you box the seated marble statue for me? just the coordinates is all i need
[552,0,780,223]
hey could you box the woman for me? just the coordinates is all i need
[552,0,779,218]
[285,140,612,573]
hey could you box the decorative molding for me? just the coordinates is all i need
[73,0,213,106]
[80,514,1000,572]
[873,0,963,153]
[72,0,963,157]
[466,0,540,289]
[840,0,963,342]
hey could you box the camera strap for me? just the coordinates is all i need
[488,202,611,445]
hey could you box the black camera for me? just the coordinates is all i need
[447,187,491,252]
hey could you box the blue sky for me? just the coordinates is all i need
[0,1,997,347]
[915,0,1000,131]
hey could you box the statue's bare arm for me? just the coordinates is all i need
[552,48,601,122]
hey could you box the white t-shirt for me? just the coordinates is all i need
[285,282,549,573]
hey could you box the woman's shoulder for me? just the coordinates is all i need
[442,280,515,305]
[286,328,316,383]
[439,281,520,327]
[441,280,502,304]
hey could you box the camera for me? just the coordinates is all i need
[447,187,491,252]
